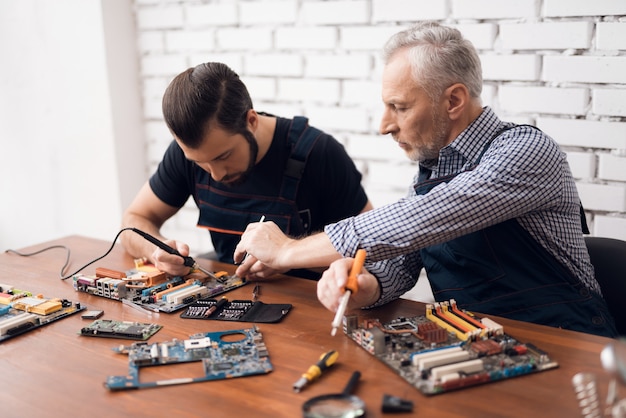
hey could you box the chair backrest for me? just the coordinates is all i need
[584,236,626,336]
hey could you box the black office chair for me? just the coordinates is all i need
[585,236,626,336]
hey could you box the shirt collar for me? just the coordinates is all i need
[442,106,502,165]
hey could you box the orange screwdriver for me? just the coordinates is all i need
[330,249,367,336]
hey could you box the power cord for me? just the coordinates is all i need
[5,228,135,280]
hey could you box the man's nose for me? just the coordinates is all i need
[379,108,397,135]
[199,162,226,182]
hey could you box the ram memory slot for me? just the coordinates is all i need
[425,304,469,341]
[436,302,478,335]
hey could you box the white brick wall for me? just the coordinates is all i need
[373,0,448,22]
[593,89,626,117]
[544,0,626,17]
[499,86,589,115]
[500,22,592,50]
[451,0,537,19]
[133,0,626,264]
[543,56,626,84]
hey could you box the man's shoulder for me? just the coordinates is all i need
[485,123,563,165]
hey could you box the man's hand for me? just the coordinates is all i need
[316,257,380,312]
[234,221,293,278]
[151,239,193,277]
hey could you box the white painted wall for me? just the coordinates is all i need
[0,0,144,250]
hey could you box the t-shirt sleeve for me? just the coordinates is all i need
[305,134,369,224]
[148,140,195,208]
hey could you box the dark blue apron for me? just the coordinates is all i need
[196,117,321,264]
[415,126,617,337]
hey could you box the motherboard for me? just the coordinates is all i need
[105,326,272,390]
[72,260,246,313]
[0,283,84,342]
[343,300,559,395]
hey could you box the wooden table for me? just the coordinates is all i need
[0,236,619,417]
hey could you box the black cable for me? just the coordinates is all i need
[4,227,135,280]
[5,245,71,277]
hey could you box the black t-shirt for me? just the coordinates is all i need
[149,116,368,256]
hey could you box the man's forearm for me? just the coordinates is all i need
[281,232,343,269]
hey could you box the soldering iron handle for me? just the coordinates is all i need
[345,249,366,294]
[131,228,196,268]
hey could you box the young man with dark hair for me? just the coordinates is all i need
[121,62,372,279]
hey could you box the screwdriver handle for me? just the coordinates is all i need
[316,350,339,372]
[304,350,339,380]
[345,249,366,294]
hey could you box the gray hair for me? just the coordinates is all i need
[382,22,482,102]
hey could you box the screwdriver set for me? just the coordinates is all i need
[180,298,292,323]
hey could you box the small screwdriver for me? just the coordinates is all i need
[331,249,367,336]
[130,228,219,280]
[293,350,339,392]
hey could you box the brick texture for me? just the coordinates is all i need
[134,0,626,256]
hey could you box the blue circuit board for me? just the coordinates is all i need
[0,283,85,343]
[105,326,272,390]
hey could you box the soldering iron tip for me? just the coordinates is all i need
[331,327,337,336]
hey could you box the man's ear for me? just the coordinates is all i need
[445,83,470,121]
[246,109,259,131]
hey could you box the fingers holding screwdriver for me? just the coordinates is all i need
[331,249,367,336]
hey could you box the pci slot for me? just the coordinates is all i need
[165,284,209,305]
[154,280,197,301]
[418,350,472,371]
[430,358,484,380]
[411,346,464,366]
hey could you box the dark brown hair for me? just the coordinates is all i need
[162,62,254,148]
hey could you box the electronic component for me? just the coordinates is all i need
[382,394,414,413]
[80,319,162,340]
[343,299,559,395]
[81,310,104,319]
[0,284,84,342]
[73,261,247,313]
[105,326,272,390]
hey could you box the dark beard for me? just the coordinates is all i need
[219,129,259,187]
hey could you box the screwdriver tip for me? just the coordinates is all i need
[293,377,307,392]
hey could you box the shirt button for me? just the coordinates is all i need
[592,316,604,325]
[579,288,590,297]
